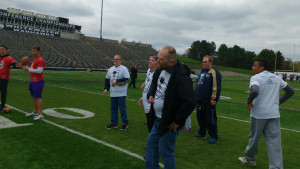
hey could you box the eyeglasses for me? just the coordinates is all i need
[113,59,120,61]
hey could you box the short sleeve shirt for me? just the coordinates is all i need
[153,70,171,118]
[250,71,287,119]
[142,68,155,113]
[105,65,130,97]
[0,56,16,80]
[30,56,45,81]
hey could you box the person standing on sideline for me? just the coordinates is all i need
[183,71,198,132]
[104,55,130,130]
[22,47,46,120]
[0,45,21,111]
[146,46,196,169]
[138,55,158,132]
[128,65,138,88]
[193,55,221,144]
[238,58,295,168]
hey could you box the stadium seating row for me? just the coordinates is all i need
[0,29,157,70]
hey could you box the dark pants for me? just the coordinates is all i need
[0,79,8,109]
[146,112,154,133]
[196,101,218,139]
[128,78,136,88]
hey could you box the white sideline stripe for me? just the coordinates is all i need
[13,78,138,102]
[12,78,300,133]
[218,115,300,133]
[17,78,300,133]
[7,104,164,168]
[190,110,300,133]
[25,79,300,133]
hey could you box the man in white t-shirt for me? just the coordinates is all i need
[104,55,130,130]
[139,55,158,132]
[238,58,295,168]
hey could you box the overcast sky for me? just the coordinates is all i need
[2,0,300,61]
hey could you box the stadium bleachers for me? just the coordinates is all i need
[0,29,157,70]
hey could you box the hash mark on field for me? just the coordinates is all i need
[8,104,164,168]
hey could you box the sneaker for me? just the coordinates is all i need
[184,127,192,132]
[193,134,206,139]
[26,112,38,117]
[208,138,218,144]
[120,125,128,130]
[238,157,257,167]
[34,114,44,120]
[105,124,117,129]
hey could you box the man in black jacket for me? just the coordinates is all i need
[145,46,196,169]
[128,65,137,88]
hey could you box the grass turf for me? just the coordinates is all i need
[0,69,299,169]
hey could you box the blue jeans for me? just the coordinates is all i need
[146,118,180,169]
[110,96,128,125]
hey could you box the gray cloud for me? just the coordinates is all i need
[1,0,300,60]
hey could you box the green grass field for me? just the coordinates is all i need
[0,69,299,169]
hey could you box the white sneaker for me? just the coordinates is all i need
[34,114,44,120]
[26,112,38,117]
[238,157,256,167]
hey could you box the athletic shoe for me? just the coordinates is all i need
[238,157,257,167]
[121,125,128,130]
[27,112,38,117]
[193,134,206,139]
[105,124,117,129]
[34,114,44,120]
[208,138,218,144]
[184,127,192,132]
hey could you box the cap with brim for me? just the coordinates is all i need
[152,55,158,61]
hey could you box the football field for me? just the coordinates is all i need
[0,70,299,169]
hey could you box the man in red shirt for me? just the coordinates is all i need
[22,46,45,120]
[0,45,21,111]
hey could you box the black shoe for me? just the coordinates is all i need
[121,125,128,130]
[193,134,207,139]
[105,124,117,129]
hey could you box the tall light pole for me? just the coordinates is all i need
[100,0,104,41]
[293,43,295,72]
[275,43,277,72]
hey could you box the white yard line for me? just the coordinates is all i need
[218,115,300,133]
[7,104,164,168]
[11,78,300,133]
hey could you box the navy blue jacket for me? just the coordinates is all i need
[195,67,222,102]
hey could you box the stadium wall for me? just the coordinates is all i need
[60,32,80,40]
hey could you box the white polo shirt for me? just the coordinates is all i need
[153,70,171,118]
[250,71,287,119]
[105,65,130,97]
[142,68,155,113]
